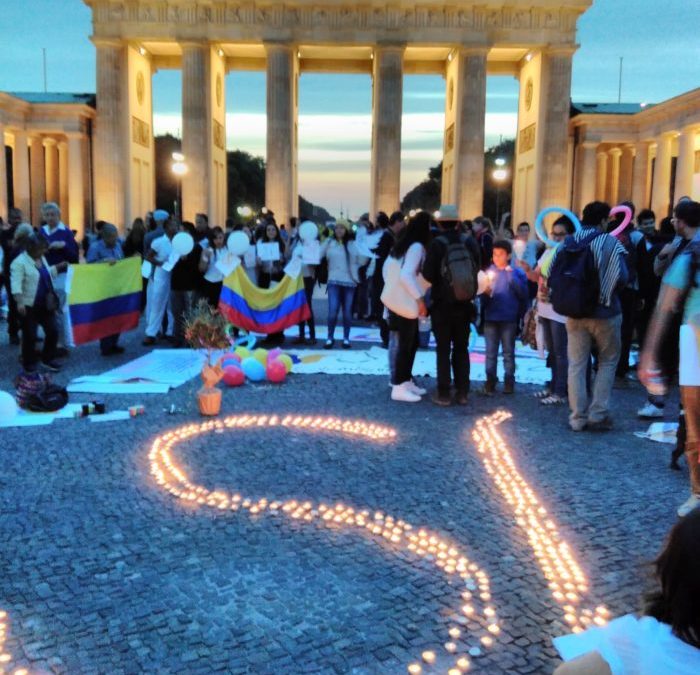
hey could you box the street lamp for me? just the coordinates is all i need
[237,205,253,219]
[171,152,187,219]
[492,161,509,224]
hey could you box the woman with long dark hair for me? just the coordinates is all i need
[198,226,226,308]
[321,220,364,349]
[383,211,432,402]
[553,508,700,674]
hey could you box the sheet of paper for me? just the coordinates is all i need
[141,260,153,278]
[243,247,257,268]
[0,413,55,428]
[301,240,320,265]
[257,242,281,262]
[284,258,302,280]
[89,411,132,423]
[215,253,240,278]
[67,382,171,394]
[160,251,179,273]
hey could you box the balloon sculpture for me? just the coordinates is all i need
[535,207,582,247]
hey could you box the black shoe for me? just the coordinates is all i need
[54,347,70,358]
[342,340,351,349]
[456,392,469,406]
[142,336,156,346]
[307,338,317,346]
[431,391,452,407]
[323,339,334,350]
[111,345,125,354]
[9,334,20,346]
[292,336,307,345]
[40,360,61,373]
[503,379,515,394]
[482,379,496,396]
[587,416,614,431]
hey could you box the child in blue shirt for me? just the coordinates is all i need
[480,239,528,394]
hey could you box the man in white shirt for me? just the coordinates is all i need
[143,217,177,345]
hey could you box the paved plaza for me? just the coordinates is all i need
[0,317,686,674]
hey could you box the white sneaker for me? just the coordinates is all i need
[637,402,664,419]
[407,381,427,396]
[391,382,421,403]
[677,494,700,517]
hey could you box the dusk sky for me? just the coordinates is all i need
[2,0,698,216]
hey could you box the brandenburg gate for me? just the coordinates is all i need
[85,0,592,227]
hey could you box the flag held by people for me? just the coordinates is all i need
[219,267,310,333]
[66,257,142,345]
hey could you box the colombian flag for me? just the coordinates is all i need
[219,267,310,333]
[66,257,142,345]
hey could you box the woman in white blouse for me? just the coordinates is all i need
[554,507,700,674]
[382,212,432,402]
[321,220,365,349]
[198,226,227,308]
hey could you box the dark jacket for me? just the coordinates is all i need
[422,228,481,306]
[171,244,203,292]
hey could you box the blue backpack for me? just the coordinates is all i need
[548,231,605,318]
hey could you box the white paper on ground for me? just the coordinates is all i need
[89,411,132,422]
[67,382,171,394]
[0,413,55,428]
[633,422,679,444]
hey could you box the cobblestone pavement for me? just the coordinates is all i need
[0,317,687,674]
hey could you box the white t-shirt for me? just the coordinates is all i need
[554,614,700,675]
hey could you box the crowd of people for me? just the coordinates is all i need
[0,196,698,518]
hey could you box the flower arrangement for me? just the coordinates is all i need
[184,299,232,365]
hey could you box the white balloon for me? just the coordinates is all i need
[172,232,194,256]
[227,231,251,256]
[0,391,18,421]
[299,221,319,243]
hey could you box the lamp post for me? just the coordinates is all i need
[492,158,508,225]
[171,152,187,219]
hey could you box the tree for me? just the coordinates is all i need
[401,161,442,213]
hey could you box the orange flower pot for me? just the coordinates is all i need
[198,364,225,416]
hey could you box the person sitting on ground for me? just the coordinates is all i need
[422,205,480,406]
[86,222,126,356]
[480,239,528,395]
[10,234,67,373]
[553,507,700,674]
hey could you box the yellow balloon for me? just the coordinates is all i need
[234,346,251,360]
[253,348,269,366]
[278,354,293,374]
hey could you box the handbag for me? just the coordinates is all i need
[380,257,419,319]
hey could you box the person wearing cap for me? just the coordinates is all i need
[86,223,126,356]
[423,205,480,405]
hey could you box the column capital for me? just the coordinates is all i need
[42,137,58,148]
[64,131,88,141]
[263,41,295,53]
[608,147,623,158]
[579,141,599,150]
[545,44,578,58]
[179,40,209,51]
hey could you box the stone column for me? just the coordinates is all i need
[607,147,622,205]
[651,133,673,219]
[0,122,7,219]
[29,134,46,226]
[44,138,59,203]
[443,48,487,219]
[58,140,69,218]
[675,126,697,201]
[93,38,126,226]
[11,131,30,218]
[67,133,86,235]
[181,42,209,222]
[617,145,634,203]
[595,151,608,201]
[539,48,574,209]
[370,45,405,218]
[573,142,597,213]
[265,43,298,227]
[631,142,651,210]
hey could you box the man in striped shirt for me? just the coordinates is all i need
[551,201,628,431]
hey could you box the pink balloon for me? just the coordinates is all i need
[266,359,287,384]
[267,348,283,363]
[222,365,245,387]
[609,205,633,239]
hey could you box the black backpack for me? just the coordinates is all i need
[15,372,69,412]
[437,235,478,302]
[548,231,605,318]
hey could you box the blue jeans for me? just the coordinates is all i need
[540,317,568,397]
[484,321,517,382]
[327,283,355,341]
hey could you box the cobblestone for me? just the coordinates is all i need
[0,323,685,673]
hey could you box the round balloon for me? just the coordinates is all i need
[172,232,194,256]
[227,231,251,256]
[266,359,287,383]
[267,348,283,363]
[241,357,266,382]
[221,358,242,370]
[277,354,293,374]
[299,221,319,243]
[234,346,251,360]
[252,348,269,366]
[220,352,241,365]
[222,365,245,387]
[0,391,18,421]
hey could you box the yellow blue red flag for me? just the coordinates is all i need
[66,257,142,345]
[219,267,310,333]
